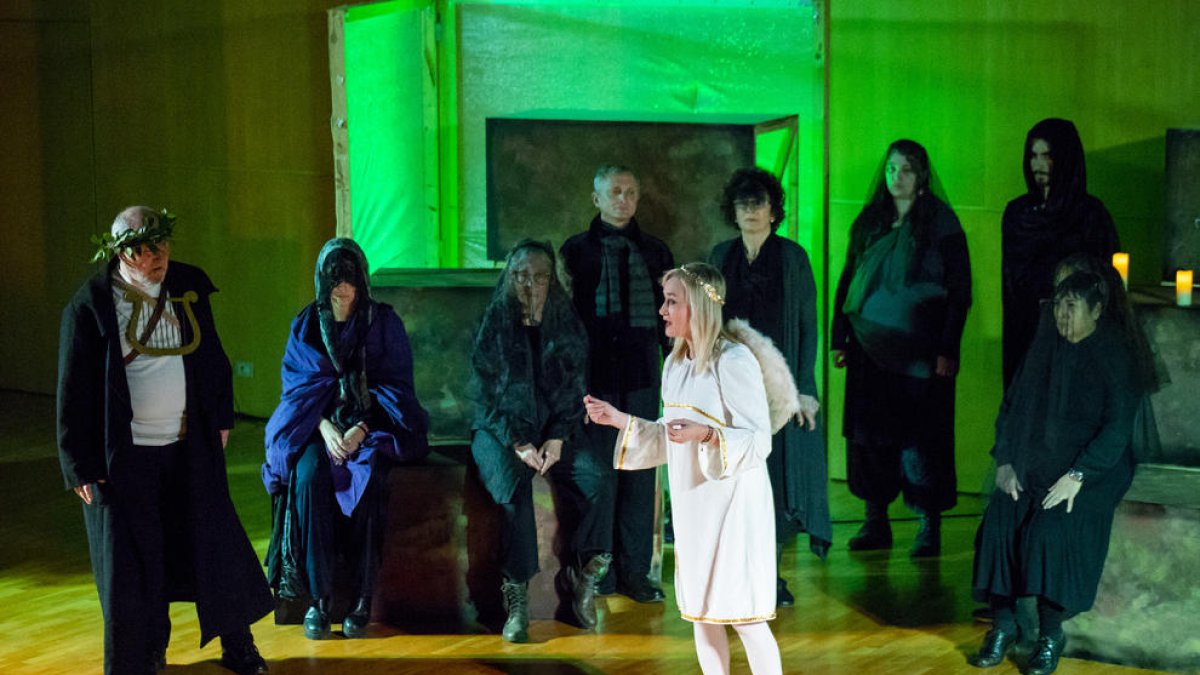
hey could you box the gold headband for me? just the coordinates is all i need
[679,266,725,306]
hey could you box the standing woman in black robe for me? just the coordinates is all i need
[970,270,1141,675]
[710,168,832,608]
[831,139,972,556]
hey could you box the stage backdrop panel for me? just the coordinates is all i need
[485,117,769,264]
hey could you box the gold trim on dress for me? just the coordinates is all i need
[679,611,777,624]
[715,427,728,474]
[617,415,635,470]
[663,402,726,427]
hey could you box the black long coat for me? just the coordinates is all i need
[711,235,832,555]
[57,260,273,646]
[560,216,674,397]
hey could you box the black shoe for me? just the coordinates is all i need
[342,596,371,639]
[848,519,893,551]
[911,512,942,557]
[219,631,268,675]
[500,579,529,643]
[303,598,332,640]
[556,553,611,629]
[967,627,1018,668]
[617,574,664,604]
[149,647,167,672]
[776,578,795,608]
[1025,633,1067,675]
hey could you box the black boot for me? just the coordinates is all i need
[556,552,612,629]
[219,627,268,675]
[342,595,372,639]
[617,572,664,604]
[967,626,1018,668]
[775,543,794,607]
[303,597,332,640]
[1025,633,1067,675]
[911,511,941,558]
[848,502,892,551]
[776,577,795,608]
[500,579,530,643]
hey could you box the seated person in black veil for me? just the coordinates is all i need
[970,267,1152,675]
[469,240,611,644]
[831,139,972,557]
[262,238,429,640]
[709,168,832,608]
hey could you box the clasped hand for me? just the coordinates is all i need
[320,418,365,466]
[514,439,563,475]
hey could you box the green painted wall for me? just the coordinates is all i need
[826,0,1200,493]
[1,1,340,418]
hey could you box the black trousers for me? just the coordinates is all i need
[291,439,390,600]
[83,442,188,675]
[473,431,612,583]
[844,356,958,514]
[585,385,660,583]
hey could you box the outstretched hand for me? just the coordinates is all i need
[584,395,629,429]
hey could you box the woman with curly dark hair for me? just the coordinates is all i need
[831,140,972,557]
[709,168,831,607]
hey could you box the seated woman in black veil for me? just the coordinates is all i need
[468,240,610,644]
[831,139,972,556]
[262,238,429,640]
[970,266,1154,675]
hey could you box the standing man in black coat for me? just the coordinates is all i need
[1002,118,1120,389]
[58,206,273,675]
[561,165,674,603]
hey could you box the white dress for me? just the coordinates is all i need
[615,339,777,624]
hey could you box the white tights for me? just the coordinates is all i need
[693,621,782,675]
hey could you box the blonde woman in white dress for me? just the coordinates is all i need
[585,262,787,675]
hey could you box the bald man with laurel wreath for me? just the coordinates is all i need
[57,206,272,675]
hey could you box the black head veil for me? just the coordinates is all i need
[1023,118,1088,213]
[314,237,375,429]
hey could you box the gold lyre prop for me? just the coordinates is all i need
[123,289,202,357]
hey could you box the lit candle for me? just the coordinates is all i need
[1177,270,1194,307]
[1112,252,1130,288]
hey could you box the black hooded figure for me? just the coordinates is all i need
[263,238,429,640]
[468,240,611,643]
[832,139,973,557]
[1002,118,1120,389]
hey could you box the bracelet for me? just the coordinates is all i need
[1066,468,1084,483]
[701,426,715,444]
[354,421,368,435]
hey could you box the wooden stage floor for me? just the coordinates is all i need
[0,391,1173,674]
